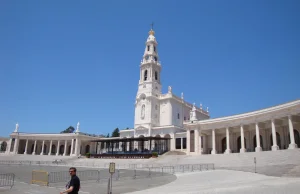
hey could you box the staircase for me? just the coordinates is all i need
[163,151,186,155]
[153,149,300,177]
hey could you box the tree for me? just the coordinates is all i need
[112,128,120,137]
[60,126,75,133]
[106,133,110,138]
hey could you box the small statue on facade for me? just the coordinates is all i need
[168,86,172,93]
[14,123,19,133]
[76,122,80,133]
[200,103,203,110]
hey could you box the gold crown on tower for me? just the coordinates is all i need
[148,22,155,35]
[148,29,155,35]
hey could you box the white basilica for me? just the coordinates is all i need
[1,28,300,157]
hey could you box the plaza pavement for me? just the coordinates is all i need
[126,170,300,194]
[1,169,300,194]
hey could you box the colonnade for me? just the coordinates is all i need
[186,114,299,154]
[5,138,83,156]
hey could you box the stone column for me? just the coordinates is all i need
[63,140,67,156]
[211,129,216,154]
[199,134,203,154]
[255,123,262,152]
[203,135,207,154]
[240,125,246,153]
[5,139,12,154]
[24,139,28,154]
[70,139,74,155]
[32,140,37,155]
[13,138,19,154]
[40,140,45,155]
[186,129,191,154]
[194,129,199,154]
[56,140,60,156]
[94,142,97,154]
[288,115,298,149]
[181,138,183,150]
[225,127,231,154]
[271,119,279,151]
[48,140,53,155]
[170,133,175,151]
[74,138,79,156]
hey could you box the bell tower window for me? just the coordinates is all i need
[144,70,148,81]
[155,71,158,80]
[154,56,157,61]
[154,46,156,52]
[147,45,150,51]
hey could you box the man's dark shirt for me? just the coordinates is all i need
[68,175,80,194]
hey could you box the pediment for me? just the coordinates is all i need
[135,126,148,131]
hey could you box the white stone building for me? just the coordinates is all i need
[119,28,209,151]
[2,28,300,157]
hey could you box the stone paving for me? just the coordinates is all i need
[126,170,300,194]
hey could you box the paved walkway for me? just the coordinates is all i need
[126,170,300,194]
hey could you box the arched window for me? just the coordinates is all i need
[144,70,148,81]
[147,45,150,51]
[154,56,157,61]
[154,46,156,52]
[155,71,158,80]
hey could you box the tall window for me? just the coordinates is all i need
[144,70,148,81]
[141,104,145,120]
[154,46,156,52]
[177,113,180,119]
[147,45,150,51]
[155,71,158,80]
[154,56,157,61]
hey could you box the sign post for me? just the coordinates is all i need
[108,162,115,194]
[254,157,256,173]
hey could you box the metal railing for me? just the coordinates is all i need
[46,163,214,184]
[0,160,214,171]
[0,173,15,189]
[0,160,214,185]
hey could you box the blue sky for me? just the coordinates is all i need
[1,0,299,137]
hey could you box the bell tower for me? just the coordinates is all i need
[134,25,162,129]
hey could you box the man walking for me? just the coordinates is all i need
[60,167,80,194]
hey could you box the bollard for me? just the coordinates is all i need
[133,169,136,179]
[116,169,120,181]
[148,168,151,178]
[161,167,164,176]
[97,171,100,183]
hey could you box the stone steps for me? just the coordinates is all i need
[155,149,300,168]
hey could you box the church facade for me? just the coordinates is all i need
[2,29,300,157]
[119,28,209,151]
